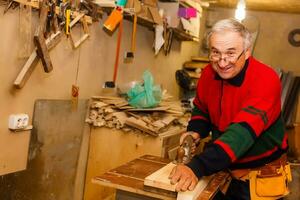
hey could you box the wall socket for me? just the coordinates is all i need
[8,114,29,130]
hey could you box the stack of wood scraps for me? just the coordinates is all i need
[85,96,190,136]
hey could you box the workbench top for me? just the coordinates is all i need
[92,155,230,200]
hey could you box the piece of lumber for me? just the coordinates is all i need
[177,177,210,200]
[144,162,211,200]
[93,156,175,200]
[186,70,201,79]
[190,56,209,62]
[144,162,177,191]
[125,117,158,136]
[18,4,32,58]
[127,106,169,112]
[34,2,53,73]
[183,61,207,69]
[73,114,91,200]
[69,13,90,49]
[148,6,163,25]
[14,31,61,88]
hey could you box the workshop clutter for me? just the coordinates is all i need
[85,95,189,136]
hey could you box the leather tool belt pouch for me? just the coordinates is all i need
[248,155,292,200]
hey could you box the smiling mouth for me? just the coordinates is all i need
[219,66,232,72]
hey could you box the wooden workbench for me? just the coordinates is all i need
[92,155,230,200]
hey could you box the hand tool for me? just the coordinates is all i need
[175,134,194,164]
[124,13,137,62]
[104,19,123,88]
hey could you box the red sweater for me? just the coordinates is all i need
[187,57,288,177]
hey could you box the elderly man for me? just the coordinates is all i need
[169,18,290,200]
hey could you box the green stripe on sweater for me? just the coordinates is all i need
[218,123,254,158]
[241,117,285,157]
[192,106,209,119]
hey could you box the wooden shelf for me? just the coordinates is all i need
[172,28,199,42]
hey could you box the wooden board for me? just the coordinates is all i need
[14,31,61,89]
[92,155,176,200]
[144,162,210,200]
[183,61,207,70]
[144,162,177,191]
[177,178,210,200]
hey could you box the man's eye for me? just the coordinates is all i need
[211,50,219,55]
[226,52,235,57]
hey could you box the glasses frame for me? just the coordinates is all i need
[209,50,245,64]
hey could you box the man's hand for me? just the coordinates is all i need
[169,164,198,192]
[180,132,201,156]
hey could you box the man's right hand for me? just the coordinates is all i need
[180,132,201,156]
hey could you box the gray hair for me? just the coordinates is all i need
[207,18,252,50]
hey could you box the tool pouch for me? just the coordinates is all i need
[249,164,292,200]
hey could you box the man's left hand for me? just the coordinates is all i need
[169,164,198,192]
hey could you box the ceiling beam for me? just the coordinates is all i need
[212,0,300,14]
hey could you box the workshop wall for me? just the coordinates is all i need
[0,6,201,175]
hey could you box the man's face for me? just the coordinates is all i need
[209,31,251,79]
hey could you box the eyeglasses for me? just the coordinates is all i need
[209,50,244,63]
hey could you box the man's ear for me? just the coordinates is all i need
[245,48,252,59]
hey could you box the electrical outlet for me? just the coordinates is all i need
[8,114,29,130]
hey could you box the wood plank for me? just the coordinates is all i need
[144,162,177,191]
[93,173,176,200]
[177,177,210,200]
[125,117,158,136]
[18,4,32,58]
[144,162,211,200]
[14,31,61,88]
[73,120,91,200]
[148,6,163,25]
[186,71,201,79]
[111,158,166,180]
[34,2,53,73]
[92,155,175,199]
[14,51,38,89]
[183,61,207,69]
[128,106,169,112]
[191,56,209,62]
[34,34,53,72]
[215,0,300,14]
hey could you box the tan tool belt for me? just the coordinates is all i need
[230,154,292,200]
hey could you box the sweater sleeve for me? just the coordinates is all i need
[187,68,212,138]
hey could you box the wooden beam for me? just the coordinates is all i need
[213,0,300,14]
[34,1,53,73]
[18,4,32,58]
[144,162,211,200]
[14,31,62,89]
[69,14,90,49]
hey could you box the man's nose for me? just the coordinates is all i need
[217,58,229,67]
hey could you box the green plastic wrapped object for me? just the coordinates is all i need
[116,0,127,7]
[127,70,162,108]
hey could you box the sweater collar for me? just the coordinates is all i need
[215,58,249,86]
